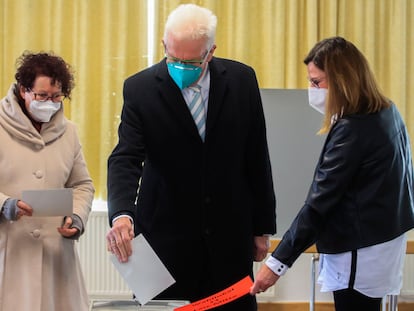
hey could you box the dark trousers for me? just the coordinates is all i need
[333,288,382,311]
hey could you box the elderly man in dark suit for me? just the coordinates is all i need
[106,4,276,310]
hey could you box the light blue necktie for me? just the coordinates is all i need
[188,85,206,141]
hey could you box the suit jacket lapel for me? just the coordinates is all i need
[155,60,201,140]
[153,58,228,142]
[206,58,228,137]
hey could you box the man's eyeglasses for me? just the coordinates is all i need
[308,77,325,89]
[165,49,210,66]
[28,90,65,103]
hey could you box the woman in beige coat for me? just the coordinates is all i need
[0,52,95,311]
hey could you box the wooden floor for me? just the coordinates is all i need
[258,302,414,311]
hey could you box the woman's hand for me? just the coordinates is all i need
[16,200,33,219]
[250,264,280,295]
[57,216,79,238]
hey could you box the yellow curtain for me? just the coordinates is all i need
[1,0,412,200]
[0,0,148,200]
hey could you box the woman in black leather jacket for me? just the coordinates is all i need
[251,37,414,311]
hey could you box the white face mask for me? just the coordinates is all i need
[308,87,327,114]
[29,99,61,122]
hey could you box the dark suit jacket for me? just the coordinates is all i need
[107,57,276,301]
[274,103,414,267]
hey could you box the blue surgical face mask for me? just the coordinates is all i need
[166,46,211,90]
[167,63,203,90]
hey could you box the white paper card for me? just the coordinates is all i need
[22,188,73,217]
[110,234,176,305]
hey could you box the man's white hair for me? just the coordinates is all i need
[163,3,217,49]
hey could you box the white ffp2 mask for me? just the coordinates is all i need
[308,87,327,114]
[29,99,61,122]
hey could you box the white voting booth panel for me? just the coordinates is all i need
[260,88,325,236]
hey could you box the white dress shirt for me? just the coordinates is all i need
[317,233,407,298]
[182,65,210,109]
[266,233,407,298]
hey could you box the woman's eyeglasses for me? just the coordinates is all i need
[308,77,325,89]
[28,90,65,103]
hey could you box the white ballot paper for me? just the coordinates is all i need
[110,234,176,305]
[22,188,73,217]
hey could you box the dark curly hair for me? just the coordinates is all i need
[15,51,75,99]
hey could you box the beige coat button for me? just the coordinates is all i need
[32,229,41,238]
[34,170,43,178]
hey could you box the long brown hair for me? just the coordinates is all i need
[304,37,390,133]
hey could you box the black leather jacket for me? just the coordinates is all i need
[274,103,414,266]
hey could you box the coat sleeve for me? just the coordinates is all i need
[107,77,145,225]
[245,67,277,235]
[65,124,95,228]
[272,120,361,266]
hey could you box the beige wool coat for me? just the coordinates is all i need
[0,84,95,311]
